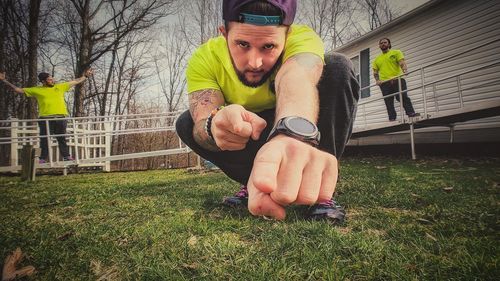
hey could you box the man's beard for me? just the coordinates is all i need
[233,55,282,88]
[235,68,274,88]
[380,45,389,51]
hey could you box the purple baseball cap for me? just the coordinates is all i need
[223,0,297,26]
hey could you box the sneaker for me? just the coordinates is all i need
[408,112,420,117]
[389,118,397,122]
[63,156,74,161]
[308,199,346,225]
[39,159,47,164]
[222,185,248,207]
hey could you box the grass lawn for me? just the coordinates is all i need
[0,156,498,280]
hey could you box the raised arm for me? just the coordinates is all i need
[0,72,25,94]
[67,68,93,88]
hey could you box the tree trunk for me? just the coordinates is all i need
[27,0,41,119]
[73,0,91,117]
[0,1,8,120]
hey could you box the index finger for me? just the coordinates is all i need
[249,144,282,194]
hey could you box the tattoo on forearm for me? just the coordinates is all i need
[189,89,216,112]
[193,118,220,152]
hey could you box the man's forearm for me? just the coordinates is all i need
[399,60,408,73]
[189,89,225,151]
[0,79,24,94]
[67,75,89,88]
[274,53,323,123]
[193,118,220,151]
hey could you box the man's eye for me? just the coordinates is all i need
[238,42,249,48]
[263,44,274,50]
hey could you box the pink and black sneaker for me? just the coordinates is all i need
[308,199,346,225]
[222,185,248,207]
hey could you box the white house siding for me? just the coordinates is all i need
[335,0,500,144]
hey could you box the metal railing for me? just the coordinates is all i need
[0,111,191,172]
[354,38,500,131]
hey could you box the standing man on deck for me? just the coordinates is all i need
[373,37,419,121]
[0,69,93,163]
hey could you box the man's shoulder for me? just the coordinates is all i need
[55,82,70,87]
[193,36,226,56]
[390,49,404,55]
[289,24,316,35]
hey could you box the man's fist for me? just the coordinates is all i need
[84,68,94,78]
[211,104,267,151]
[247,135,338,220]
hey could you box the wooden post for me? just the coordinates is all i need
[20,145,36,181]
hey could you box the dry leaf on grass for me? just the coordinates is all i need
[90,260,119,281]
[416,218,433,224]
[187,236,198,247]
[2,248,35,281]
[425,232,438,242]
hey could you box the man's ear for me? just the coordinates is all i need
[218,25,227,38]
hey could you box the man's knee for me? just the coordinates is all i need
[325,52,354,74]
[175,110,193,142]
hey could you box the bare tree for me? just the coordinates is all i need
[299,0,356,51]
[50,0,177,116]
[179,0,222,47]
[153,24,190,115]
[357,0,398,31]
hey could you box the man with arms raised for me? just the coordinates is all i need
[0,69,93,163]
[176,0,359,223]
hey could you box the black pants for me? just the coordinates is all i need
[379,79,415,120]
[38,118,70,160]
[176,53,359,185]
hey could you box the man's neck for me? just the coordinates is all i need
[382,49,389,54]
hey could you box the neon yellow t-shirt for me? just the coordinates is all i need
[186,24,325,112]
[23,82,71,117]
[372,49,405,81]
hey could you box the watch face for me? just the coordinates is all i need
[284,117,316,136]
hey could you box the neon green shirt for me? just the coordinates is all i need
[23,82,71,117]
[372,49,405,81]
[186,24,325,112]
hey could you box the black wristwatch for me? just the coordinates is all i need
[267,116,320,146]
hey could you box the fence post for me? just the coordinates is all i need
[104,119,111,172]
[420,66,427,117]
[10,119,19,169]
[410,123,416,160]
[72,118,80,164]
[398,77,404,122]
[20,145,36,181]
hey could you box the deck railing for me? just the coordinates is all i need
[0,111,191,172]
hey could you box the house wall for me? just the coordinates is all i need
[336,0,500,145]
